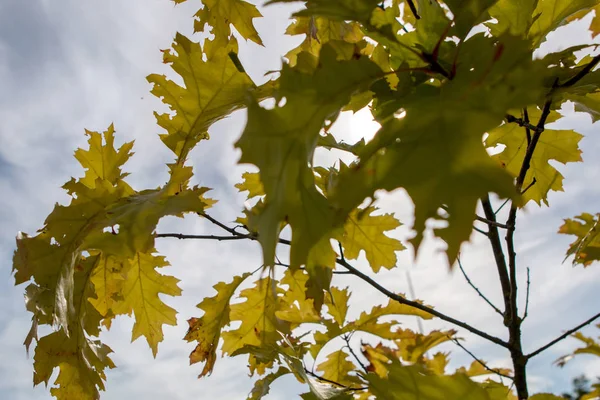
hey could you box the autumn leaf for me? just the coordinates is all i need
[236,172,265,200]
[487,107,583,206]
[148,33,255,163]
[325,286,351,327]
[185,273,250,377]
[221,277,290,355]
[112,251,182,356]
[316,350,362,387]
[276,269,321,325]
[559,213,600,266]
[33,331,115,400]
[336,206,404,272]
[193,0,263,57]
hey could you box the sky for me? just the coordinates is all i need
[0,1,599,399]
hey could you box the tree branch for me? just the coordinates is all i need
[457,256,503,317]
[342,334,368,373]
[450,337,514,380]
[505,114,542,134]
[526,312,600,360]
[522,267,530,321]
[475,214,513,230]
[560,53,600,88]
[481,196,511,324]
[335,256,509,348]
[156,233,251,241]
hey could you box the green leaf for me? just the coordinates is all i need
[284,16,364,65]
[570,92,600,122]
[329,34,550,265]
[444,0,499,39]
[486,107,583,206]
[271,0,381,23]
[559,213,600,266]
[148,33,255,163]
[488,0,538,36]
[105,165,214,255]
[235,44,382,267]
[365,359,493,400]
[528,0,597,46]
[336,206,404,272]
[185,273,251,377]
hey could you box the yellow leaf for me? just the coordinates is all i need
[33,331,115,400]
[337,206,404,272]
[184,273,250,377]
[194,0,263,58]
[74,124,134,189]
[284,16,364,65]
[455,360,512,378]
[221,277,290,355]
[316,350,362,387]
[325,286,351,326]
[394,329,457,363]
[236,171,265,199]
[276,269,321,325]
[486,107,583,206]
[148,33,255,163]
[112,251,182,356]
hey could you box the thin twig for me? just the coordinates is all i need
[342,335,368,373]
[475,214,513,230]
[505,114,543,134]
[156,233,251,241]
[495,198,510,215]
[450,337,514,380]
[457,256,503,317]
[522,268,530,321]
[526,312,600,359]
[473,226,489,236]
[304,368,367,391]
